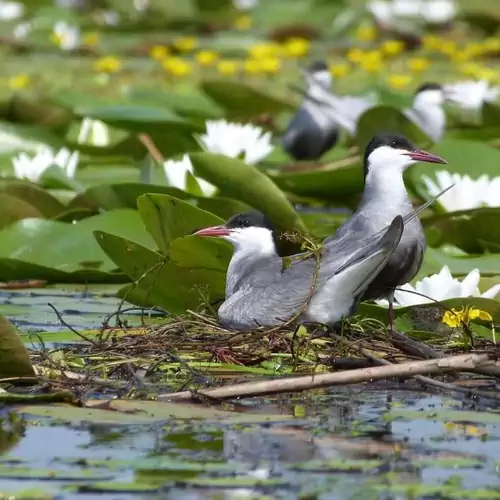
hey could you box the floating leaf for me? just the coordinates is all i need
[0,194,44,230]
[190,152,304,233]
[137,193,223,255]
[356,105,431,151]
[201,79,294,118]
[94,231,225,312]
[0,315,35,378]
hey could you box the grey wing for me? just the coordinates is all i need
[218,256,322,330]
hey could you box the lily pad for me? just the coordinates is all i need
[201,79,294,118]
[137,193,224,255]
[0,194,44,230]
[423,207,500,253]
[356,105,431,151]
[190,152,305,234]
[94,231,225,312]
[0,315,35,378]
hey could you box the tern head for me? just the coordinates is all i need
[302,60,332,89]
[363,133,448,179]
[194,211,278,256]
[413,82,445,108]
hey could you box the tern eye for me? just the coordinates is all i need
[242,219,251,227]
[391,141,398,148]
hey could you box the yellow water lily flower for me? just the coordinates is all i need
[93,56,122,73]
[195,50,218,66]
[243,59,262,75]
[9,74,30,90]
[358,50,383,73]
[173,37,197,53]
[346,47,365,63]
[150,45,169,61]
[217,59,239,75]
[408,57,430,72]
[355,24,376,42]
[388,74,412,89]
[329,63,350,78]
[260,57,281,74]
[234,15,252,30]
[248,42,282,59]
[82,32,99,47]
[162,57,192,77]
[283,37,310,58]
[381,40,405,56]
[422,35,442,51]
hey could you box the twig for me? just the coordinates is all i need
[161,353,496,401]
[138,133,165,164]
[47,303,99,347]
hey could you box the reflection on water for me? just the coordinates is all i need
[1,387,500,498]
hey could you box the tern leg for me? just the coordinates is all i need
[387,290,395,333]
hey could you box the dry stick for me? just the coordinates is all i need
[47,303,99,347]
[162,353,496,401]
[343,339,500,401]
[138,133,165,164]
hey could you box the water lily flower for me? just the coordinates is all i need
[52,21,81,51]
[368,0,456,27]
[77,118,110,147]
[12,147,79,182]
[199,120,273,165]
[377,266,500,308]
[422,170,500,211]
[102,10,120,26]
[233,0,259,10]
[0,1,23,21]
[163,154,216,197]
[134,0,150,12]
[444,80,500,111]
[12,21,31,39]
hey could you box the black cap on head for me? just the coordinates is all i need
[225,211,276,232]
[415,82,442,95]
[363,133,416,177]
[308,60,328,73]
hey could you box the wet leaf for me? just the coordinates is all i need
[0,466,114,481]
[201,79,294,118]
[356,105,431,151]
[0,315,35,378]
[190,152,305,234]
[0,182,65,217]
[0,194,44,230]
[384,409,500,424]
[291,459,383,472]
[137,193,223,255]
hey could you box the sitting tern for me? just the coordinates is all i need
[195,211,404,331]
[325,132,448,330]
[282,61,340,161]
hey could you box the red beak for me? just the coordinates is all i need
[406,150,447,164]
[193,225,231,237]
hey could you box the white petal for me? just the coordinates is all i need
[481,284,500,299]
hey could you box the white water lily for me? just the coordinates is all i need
[53,21,81,51]
[77,118,110,147]
[163,154,216,197]
[368,0,456,26]
[199,119,273,165]
[102,10,120,26]
[377,266,500,307]
[233,0,259,10]
[12,21,31,39]
[422,170,500,212]
[444,80,500,111]
[0,1,23,21]
[12,146,79,182]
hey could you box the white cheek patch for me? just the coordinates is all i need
[367,146,414,176]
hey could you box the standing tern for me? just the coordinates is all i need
[326,132,448,330]
[194,210,404,331]
[282,61,340,161]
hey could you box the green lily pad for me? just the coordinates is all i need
[0,315,35,379]
[0,209,155,277]
[0,194,44,230]
[201,79,294,118]
[356,105,431,151]
[137,193,223,255]
[423,207,500,253]
[190,152,305,234]
[384,408,500,424]
[94,231,225,313]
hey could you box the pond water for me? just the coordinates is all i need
[1,288,500,499]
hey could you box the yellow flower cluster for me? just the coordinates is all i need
[442,306,492,328]
[93,56,122,73]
